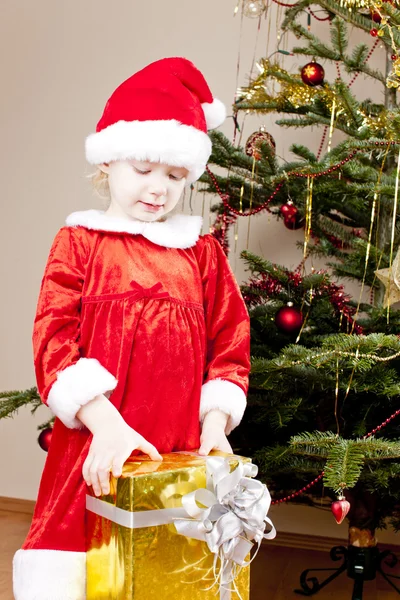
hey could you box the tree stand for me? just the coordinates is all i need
[294,528,400,599]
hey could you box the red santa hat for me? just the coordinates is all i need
[85,57,226,183]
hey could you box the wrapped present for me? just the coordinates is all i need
[86,450,275,600]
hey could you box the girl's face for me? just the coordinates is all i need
[101,159,189,222]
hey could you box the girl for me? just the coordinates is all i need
[13,57,250,600]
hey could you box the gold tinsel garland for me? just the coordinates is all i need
[236,59,397,137]
[340,0,376,7]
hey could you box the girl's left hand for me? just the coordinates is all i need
[198,410,233,456]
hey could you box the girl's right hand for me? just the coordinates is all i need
[82,421,163,496]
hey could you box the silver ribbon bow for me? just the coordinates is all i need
[173,455,276,600]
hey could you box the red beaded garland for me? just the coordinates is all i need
[308,7,330,21]
[272,0,299,6]
[206,143,398,218]
[317,127,328,160]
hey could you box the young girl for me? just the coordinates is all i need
[13,57,250,600]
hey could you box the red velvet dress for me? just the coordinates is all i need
[20,212,250,559]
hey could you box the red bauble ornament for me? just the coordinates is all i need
[284,213,304,230]
[38,427,53,452]
[370,28,378,37]
[370,10,381,23]
[300,60,325,87]
[331,496,351,525]
[245,129,276,161]
[279,201,298,218]
[275,303,304,334]
[392,54,398,61]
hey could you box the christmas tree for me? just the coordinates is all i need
[200,0,400,562]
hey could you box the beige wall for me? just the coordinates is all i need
[1,0,397,543]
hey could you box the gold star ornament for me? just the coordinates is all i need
[375,247,400,307]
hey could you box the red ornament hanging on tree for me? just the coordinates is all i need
[279,201,298,218]
[370,9,381,23]
[284,214,304,230]
[301,60,325,87]
[245,129,276,161]
[280,201,303,229]
[275,302,304,334]
[331,496,351,524]
[38,427,53,452]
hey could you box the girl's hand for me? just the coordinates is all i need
[82,421,163,496]
[198,410,233,456]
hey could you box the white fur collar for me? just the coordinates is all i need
[65,210,203,249]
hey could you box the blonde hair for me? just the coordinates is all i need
[87,167,110,202]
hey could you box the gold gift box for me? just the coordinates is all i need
[86,451,251,600]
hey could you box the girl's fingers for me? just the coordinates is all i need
[97,462,113,496]
[217,439,233,454]
[139,441,163,462]
[82,454,94,486]
[198,440,213,456]
[88,460,103,496]
[112,462,122,478]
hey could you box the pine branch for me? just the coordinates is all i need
[290,22,340,61]
[324,440,365,493]
[0,388,41,419]
[330,16,348,57]
[291,431,338,455]
[290,144,318,163]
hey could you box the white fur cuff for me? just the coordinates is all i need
[200,379,247,435]
[13,549,86,600]
[47,357,118,429]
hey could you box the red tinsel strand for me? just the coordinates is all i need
[288,271,303,287]
[210,211,237,254]
[243,273,284,306]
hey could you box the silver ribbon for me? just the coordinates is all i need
[86,454,276,600]
[173,455,276,600]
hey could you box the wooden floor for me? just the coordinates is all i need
[1,509,400,599]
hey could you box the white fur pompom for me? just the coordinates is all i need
[202,98,226,130]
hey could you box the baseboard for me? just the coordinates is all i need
[267,531,347,552]
[265,531,400,552]
[0,495,35,515]
[1,495,398,553]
